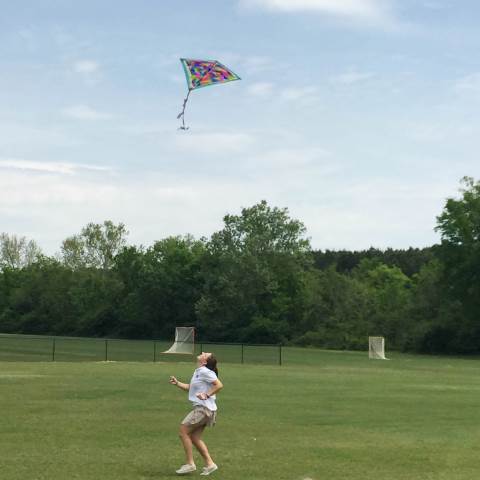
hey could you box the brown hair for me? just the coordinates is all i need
[205,354,218,377]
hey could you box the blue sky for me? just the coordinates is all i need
[2,0,480,254]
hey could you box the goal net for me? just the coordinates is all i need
[369,336,387,360]
[163,327,195,354]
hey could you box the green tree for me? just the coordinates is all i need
[67,268,123,337]
[0,233,42,270]
[432,176,480,352]
[312,247,433,276]
[408,259,462,353]
[1,257,75,335]
[0,266,23,332]
[61,220,128,270]
[114,236,205,338]
[352,259,413,349]
[196,201,311,343]
[297,267,372,350]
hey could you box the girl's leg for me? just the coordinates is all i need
[178,424,195,465]
[190,426,215,467]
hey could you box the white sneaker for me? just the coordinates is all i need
[200,464,218,476]
[176,464,196,475]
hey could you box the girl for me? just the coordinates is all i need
[169,352,223,476]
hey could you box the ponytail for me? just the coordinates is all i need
[206,354,218,377]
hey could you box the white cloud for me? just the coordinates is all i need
[0,165,115,211]
[214,53,275,76]
[0,167,252,253]
[63,105,114,120]
[248,82,321,103]
[242,147,334,176]
[170,73,185,85]
[422,1,448,9]
[280,86,318,101]
[71,59,103,85]
[454,73,480,93]
[73,60,100,74]
[18,28,34,41]
[0,152,445,255]
[173,132,255,155]
[0,123,80,149]
[247,82,275,97]
[405,120,480,144]
[0,158,111,175]
[330,71,374,85]
[242,56,274,74]
[406,123,445,142]
[240,0,395,24]
[297,178,446,250]
[18,28,36,51]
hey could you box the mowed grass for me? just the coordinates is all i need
[1,350,480,480]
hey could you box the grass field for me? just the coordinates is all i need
[1,349,480,479]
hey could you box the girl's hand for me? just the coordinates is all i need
[196,392,209,400]
[169,376,178,385]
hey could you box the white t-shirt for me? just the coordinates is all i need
[188,366,218,411]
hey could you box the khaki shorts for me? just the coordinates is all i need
[181,406,217,428]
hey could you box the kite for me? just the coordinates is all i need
[177,58,241,130]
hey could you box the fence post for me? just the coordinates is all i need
[279,344,282,366]
[52,337,56,362]
[105,339,108,361]
[153,341,156,363]
[241,344,244,364]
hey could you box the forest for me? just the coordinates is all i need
[1,177,479,355]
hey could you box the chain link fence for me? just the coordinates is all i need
[0,334,283,365]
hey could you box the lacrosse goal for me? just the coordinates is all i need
[368,336,388,360]
[163,326,195,354]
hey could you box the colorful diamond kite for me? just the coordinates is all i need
[177,58,241,130]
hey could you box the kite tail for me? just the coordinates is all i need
[177,89,192,130]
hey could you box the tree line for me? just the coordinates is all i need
[1,177,479,354]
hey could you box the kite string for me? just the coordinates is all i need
[177,89,192,130]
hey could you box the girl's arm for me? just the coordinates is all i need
[169,376,190,392]
[197,378,223,400]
